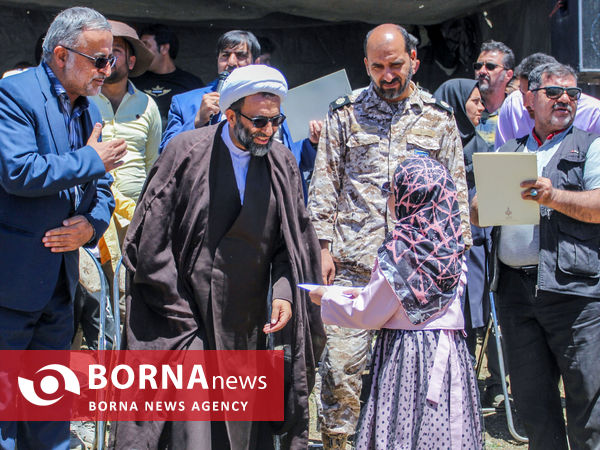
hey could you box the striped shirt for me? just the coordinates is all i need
[43,61,89,209]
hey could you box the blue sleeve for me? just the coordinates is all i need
[0,85,107,198]
[159,94,184,153]
[281,120,316,172]
[287,138,316,204]
[83,171,115,246]
[299,138,317,173]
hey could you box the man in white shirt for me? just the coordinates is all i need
[91,20,160,202]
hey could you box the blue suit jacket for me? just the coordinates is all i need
[159,79,219,153]
[159,78,317,199]
[0,65,114,312]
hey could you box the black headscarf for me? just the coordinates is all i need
[433,78,489,189]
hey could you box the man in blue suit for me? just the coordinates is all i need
[160,30,319,200]
[0,7,126,449]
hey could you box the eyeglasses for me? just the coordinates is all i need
[473,62,505,71]
[380,181,393,197]
[62,46,116,69]
[238,111,286,128]
[530,86,582,101]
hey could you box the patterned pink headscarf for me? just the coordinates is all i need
[377,156,465,324]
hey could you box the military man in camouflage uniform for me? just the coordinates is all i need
[307,24,472,449]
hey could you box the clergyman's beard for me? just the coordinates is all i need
[373,65,413,101]
[233,118,273,157]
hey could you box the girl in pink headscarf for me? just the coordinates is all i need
[310,156,483,449]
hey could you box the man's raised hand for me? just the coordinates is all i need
[195,92,221,128]
[87,123,127,172]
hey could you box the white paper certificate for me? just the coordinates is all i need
[473,152,540,226]
[297,284,364,297]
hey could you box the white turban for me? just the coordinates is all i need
[219,64,288,113]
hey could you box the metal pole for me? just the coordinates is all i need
[488,292,528,443]
[83,248,108,450]
[113,256,123,350]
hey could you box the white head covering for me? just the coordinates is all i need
[219,64,288,113]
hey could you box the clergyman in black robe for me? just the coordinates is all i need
[113,65,325,450]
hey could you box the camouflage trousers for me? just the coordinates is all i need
[319,265,373,437]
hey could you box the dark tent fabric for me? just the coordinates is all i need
[1,0,574,112]
[1,0,511,25]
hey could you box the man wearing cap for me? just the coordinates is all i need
[114,64,325,450]
[91,20,160,203]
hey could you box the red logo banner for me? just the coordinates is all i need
[0,350,284,421]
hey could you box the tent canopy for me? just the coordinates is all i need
[0,0,556,92]
[10,0,509,25]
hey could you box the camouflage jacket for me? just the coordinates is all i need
[307,82,472,273]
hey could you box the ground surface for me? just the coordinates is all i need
[308,339,535,449]
[70,338,559,449]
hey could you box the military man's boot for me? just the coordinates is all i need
[321,432,347,450]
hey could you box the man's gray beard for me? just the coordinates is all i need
[233,118,272,157]
[550,102,574,127]
[477,79,490,94]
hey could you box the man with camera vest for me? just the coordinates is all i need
[471,62,600,450]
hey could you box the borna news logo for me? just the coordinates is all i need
[18,364,81,406]
[0,350,284,421]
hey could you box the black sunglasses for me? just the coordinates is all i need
[62,46,116,69]
[530,86,582,101]
[473,62,505,71]
[238,111,286,128]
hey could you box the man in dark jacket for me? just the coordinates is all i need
[114,64,325,450]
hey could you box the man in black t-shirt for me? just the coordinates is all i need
[131,24,203,128]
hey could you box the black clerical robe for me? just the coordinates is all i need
[114,122,325,450]
[190,130,292,354]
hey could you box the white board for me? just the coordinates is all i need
[283,69,352,142]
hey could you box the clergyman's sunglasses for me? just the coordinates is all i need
[62,46,116,69]
[473,62,505,71]
[238,112,286,128]
[530,86,582,101]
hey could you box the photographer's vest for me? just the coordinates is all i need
[490,127,600,298]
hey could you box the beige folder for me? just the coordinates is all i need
[473,152,540,226]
